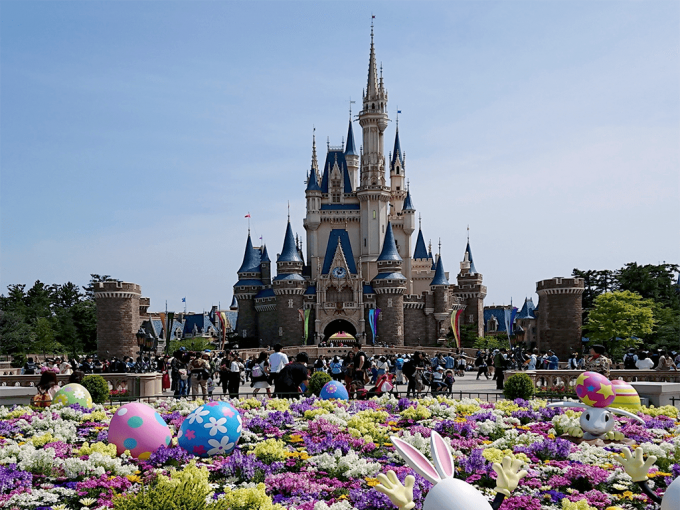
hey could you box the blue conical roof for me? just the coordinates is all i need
[261,245,270,263]
[402,189,415,211]
[306,166,321,191]
[278,221,303,262]
[377,222,402,261]
[230,296,238,310]
[430,254,449,286]
[345,119,357,156]
[465,242,477,275]
[237,234,262,273]
[391,127,402,166]
[413,229,428,259]
[516,298,536,319]
[429,248,436,270]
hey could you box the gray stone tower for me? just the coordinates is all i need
[454,241,487,338]
[273,219,306,345]
[535,277,585,360]
[430,251,453,343]
[93,281,141,359]
[234,233,264,341]
[372,222,406,345]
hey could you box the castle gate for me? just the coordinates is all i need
[322,319,357,343]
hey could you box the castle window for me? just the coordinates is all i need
[364,238,367,247]
[396,186,400,190]
[332,193,340,203]
[372,103,375,109]
[373,210,376,219]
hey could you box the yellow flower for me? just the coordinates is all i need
[126,475,142,483]
[365,477,379,487]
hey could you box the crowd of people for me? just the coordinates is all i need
[15,342,680,401]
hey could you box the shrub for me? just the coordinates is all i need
[503,373,535,400]
[81,374,110,404]
[11,354,26,368]
[307,371,332,396]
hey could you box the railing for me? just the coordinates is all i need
[508,369,680,390]
[0,373,164,398]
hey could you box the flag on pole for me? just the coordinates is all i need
[245,213,251,218]
[181,297,186,303]
[397,110,402,113]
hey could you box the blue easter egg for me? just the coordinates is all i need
[319,380,349,400]
[177,401,242,458]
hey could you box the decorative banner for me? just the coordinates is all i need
[451,309,463,349]
[504,307,519,346]
[218,312,227,350]
[166,312,174,350]
[304,309,311,345]
[298,309,306,345]
[368,309,375,345]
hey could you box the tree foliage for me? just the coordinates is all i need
[0,274,107,357]
[584,291,655,357]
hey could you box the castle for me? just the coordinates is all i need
[233,27,487,347]
[92,26,585,358]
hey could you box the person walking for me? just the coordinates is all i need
[251,351,272,398]
[268,344,289,388]
[227,352,241,398]
[329,356,344,381]
[475,353,489,380]
[189,353,211,399]
[494,348,508,390]
[275,352,309,398]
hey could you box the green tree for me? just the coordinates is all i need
[25,281,53,322]
[0,310,36,354]
[585,290,655,358]
[71,300,97,353]
[33,316,60,355]
[617,263,680,311]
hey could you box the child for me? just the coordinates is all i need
[444,370,455,395]
[206,376,215,399]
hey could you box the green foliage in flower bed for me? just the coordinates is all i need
[502,373,535,400]
[81,374,110,403]
[306,371,332,396]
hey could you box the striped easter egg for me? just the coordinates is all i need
[610,379,641,411]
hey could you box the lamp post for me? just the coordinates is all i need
[136,328,146,372]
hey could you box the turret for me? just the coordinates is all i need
[234,232,264,341]
[345,117,359,189]
[273,219,306,345]
[430,248,453,343]
[371,222,406,345]
[390,126,407,212]
[401,187,415,235]
[304,132,322,270]
[453,235,487,338]
[260,245,271,285]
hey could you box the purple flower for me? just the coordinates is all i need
[147,445,195,467]
[0,464,32,494]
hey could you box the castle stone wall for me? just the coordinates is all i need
[376,293,404,345]
[275,293,305,346]
[536,277,584,360]
[94,282,141,360]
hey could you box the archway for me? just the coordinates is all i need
[323,319,357,345]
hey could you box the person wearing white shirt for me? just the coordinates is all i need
[636,355,654,370]
[268,344,289,376]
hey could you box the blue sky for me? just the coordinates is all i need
[1,1,678,312]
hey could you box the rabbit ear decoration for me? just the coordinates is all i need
[430,431,455,480]
[547,401,588,410]
[391,436,440,484]
[609,406,645,425]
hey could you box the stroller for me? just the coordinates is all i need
[354,373,395,400]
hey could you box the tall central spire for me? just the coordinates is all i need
[367,21,379,98]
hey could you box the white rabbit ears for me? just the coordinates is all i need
[608,406,646,425]
[391,431,454,484]
[547,401,588,409]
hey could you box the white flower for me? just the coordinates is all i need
[187,408,210,425]
[207,436,235,456]
[236,415,242,433]
[205,417,228,436]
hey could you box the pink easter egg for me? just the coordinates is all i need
[108,402,171,459]
[574,371,615,408]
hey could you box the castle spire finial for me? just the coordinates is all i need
[311,126,318,170]
[287,201,290,222]
[467,224,470,243]
[366,15,379,98]
[418,213,422,230]
[438,238,442,256]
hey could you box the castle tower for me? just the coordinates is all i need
[260,245,272,286]
[372,222,406,345]
[400,187,416,292]
[273,219,306,345]
[345,116,359,189]
[535,277,585,360]
[93,281,142,359]
[454,239,487,337]
[390,126,406,212]
[430,248,452,342]
[304,132,322,272]
[357,24,391,280]
[234,233,264,341]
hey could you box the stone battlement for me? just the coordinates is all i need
[536,277,584,293]
[93,281,141,295]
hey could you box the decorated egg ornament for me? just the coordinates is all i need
[575,371,616,408]
[108,402,172,459]
[611,379,642,411]
[319,380,349,400]
[178,401,242,458]
[52,383,93,408]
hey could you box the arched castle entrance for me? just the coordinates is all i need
[323,319,357,343]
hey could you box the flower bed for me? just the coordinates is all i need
[0,396,678,510]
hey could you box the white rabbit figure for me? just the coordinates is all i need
[380,431,527,510]
[547,401,645,440]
